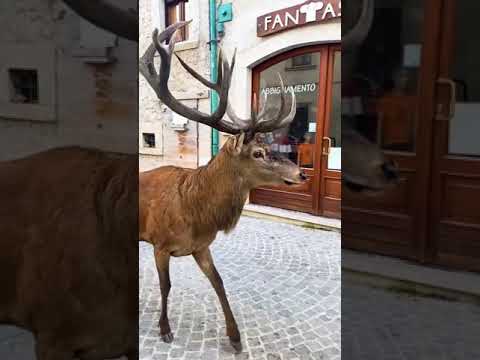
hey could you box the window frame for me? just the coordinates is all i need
[166,2,188,41]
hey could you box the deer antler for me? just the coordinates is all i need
[226,74,296,142]
[62,0,138,42]
[140,22,296,143]
[342,0,374,51]
[140,22,247,133]
[178,51,296,141]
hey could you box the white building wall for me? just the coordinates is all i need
[221,0,340,146]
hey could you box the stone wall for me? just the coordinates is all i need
[0,0,138,160]
[139,0,213,171]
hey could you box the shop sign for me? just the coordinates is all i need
[261,82,317,95]
[257,0,341,37]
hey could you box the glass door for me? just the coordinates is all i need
[318,46,341,217]
[342,0,432,261]
[250,45,335,215]
[429,0,480,271]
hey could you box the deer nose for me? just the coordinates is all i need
[381,161,399,181]
[299,172,308,181]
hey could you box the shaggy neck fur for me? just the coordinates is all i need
[179,146,250,234]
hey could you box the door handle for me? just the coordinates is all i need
[322,137,332,156]
[436,77,456,121]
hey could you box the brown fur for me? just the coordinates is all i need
[0,147,138,360]
[140,140,248,253]
[140,135,304,253]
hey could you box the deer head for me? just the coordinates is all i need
[343,126,399,192]
[342,0,400,193]
[140,22,307,188]
[219,129,307,189]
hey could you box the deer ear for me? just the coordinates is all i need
[232,132,245,156]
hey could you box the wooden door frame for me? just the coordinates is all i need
[411,0,444,263]
[342,0,444,262]
[317,44,341,218]
[425,0,452,264]
[427,0,480,271]
[250,44,339,216]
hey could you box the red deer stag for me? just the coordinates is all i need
[0,1,140,359]
[139,22,306,353]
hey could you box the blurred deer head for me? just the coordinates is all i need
[342,0,400,193]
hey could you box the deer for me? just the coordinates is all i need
[139,21,307,353]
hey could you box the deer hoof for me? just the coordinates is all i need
[230,339,242,353]
[161,332,174,343]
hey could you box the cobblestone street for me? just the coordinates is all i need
[139,216,341,360]
[343,277,480,360]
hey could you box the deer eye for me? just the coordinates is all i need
[253,150,264,159]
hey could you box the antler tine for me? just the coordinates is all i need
[140,22,245,134]
[342,0,374,51]
[226,102,253,132]
[254,74,296,133]
[175,47,235,94]
[251,93,259,125]
[256,91,269,121]
[139,42,159,90]
[229,74,296,143]
[139,22,189,97]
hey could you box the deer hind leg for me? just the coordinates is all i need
[154,247,173,343]
[193,248,242,353]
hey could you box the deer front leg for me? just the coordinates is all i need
[154,247,173,343]
[193,248,242,353]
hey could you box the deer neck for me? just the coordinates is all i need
[183,149,250,234]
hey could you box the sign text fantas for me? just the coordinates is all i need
[257,0,341,37]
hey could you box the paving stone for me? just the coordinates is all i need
[139,217,341,359]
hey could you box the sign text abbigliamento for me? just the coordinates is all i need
[261,83,317,95]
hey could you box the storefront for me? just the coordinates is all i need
[343,0,480,272]
[140,0,341,216]
[250,45,341,217]
[222,0,341,218]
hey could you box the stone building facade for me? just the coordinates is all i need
[139,0,213,171]
[139,0,341,217]
[0,0,137,161]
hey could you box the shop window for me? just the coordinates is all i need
[166,2,188,41]
[350,3,423,153]
[292,54,312,67]
[259,51,320,169]
[9,69,39,104]
[448,4,480,157]
[143,133,156,148]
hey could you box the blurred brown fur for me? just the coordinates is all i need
[0,147,138,360]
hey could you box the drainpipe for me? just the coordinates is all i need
[209,0,219,156]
